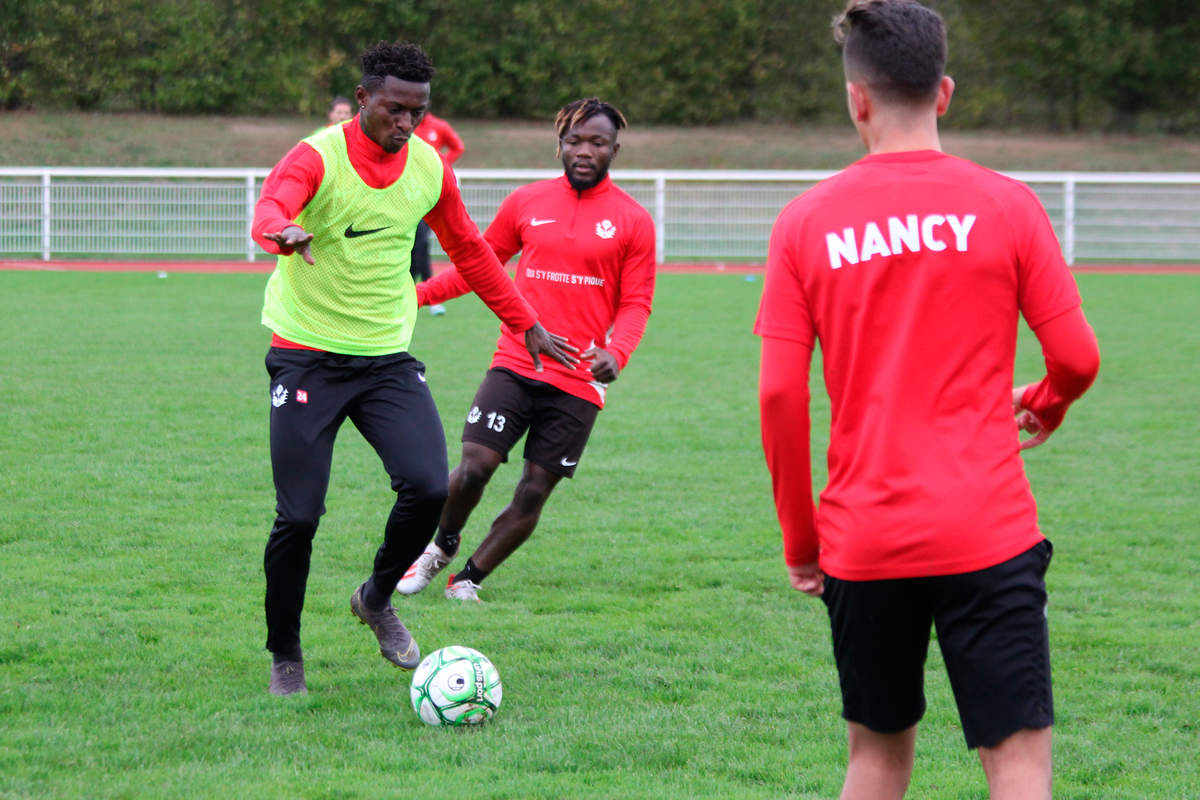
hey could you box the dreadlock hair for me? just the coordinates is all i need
[555,98,627,157]
[359,41,436,92]
[833,0,946,105]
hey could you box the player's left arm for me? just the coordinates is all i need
[424,169,534,327]
[417,186,522,308]
[1010,185,1101,449]
[1014,305,1100,449]
[425,172,577,371]
[584,211,657,382]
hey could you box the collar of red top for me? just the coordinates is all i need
[557,173,614,197]
[858,149,947,166]
[346,113,409,166]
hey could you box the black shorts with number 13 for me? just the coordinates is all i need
[461,368,599,478]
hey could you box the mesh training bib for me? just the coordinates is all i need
[262,125,444,354]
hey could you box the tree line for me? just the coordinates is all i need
[2,0,1197,132]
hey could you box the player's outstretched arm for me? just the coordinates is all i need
[263,226,315,265]
[424,172,548,334]
[414,265,470,308]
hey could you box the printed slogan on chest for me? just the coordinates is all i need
[525,268,606,287]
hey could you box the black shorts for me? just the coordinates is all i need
[821,539,1055,749]
[460,368,599,478]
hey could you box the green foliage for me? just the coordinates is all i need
[953,0,1200,131]
[2,0,1199,130]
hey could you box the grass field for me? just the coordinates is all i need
[1,271,1198,799]
[4,111,1200,172]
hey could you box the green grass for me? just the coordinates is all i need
[3,111,1200,171]
[0,271,1197,799]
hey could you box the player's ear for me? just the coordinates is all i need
[935,75,955,117]
[846,81,870,123]
[610,140,620,160]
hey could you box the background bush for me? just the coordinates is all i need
[3,0,1198,131]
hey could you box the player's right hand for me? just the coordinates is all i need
[264,225,315,264]
[524,323,579,373]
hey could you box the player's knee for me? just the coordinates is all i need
[511,479,553,514]
[393,467,449,510]
[455,457,498,493]
[266,516,319,548]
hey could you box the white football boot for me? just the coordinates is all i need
[396,542,454,595]
[445,575,482,602]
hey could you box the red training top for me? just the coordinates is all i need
[418,174,657,407]
[252,116,536,349]
[756,150,1099,580]
[413,113,465,164]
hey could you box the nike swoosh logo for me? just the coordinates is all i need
[344,224,391,238]
[417,373,427,383]
[560,457,578,467]
[530,218,557,227]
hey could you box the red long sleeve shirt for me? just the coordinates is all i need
[417,174,656,407]
[757,150,1100,579]
[252,116,536,346]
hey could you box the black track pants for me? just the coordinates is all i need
[262,347,448,655]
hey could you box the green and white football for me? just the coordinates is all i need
[410,646,503,727]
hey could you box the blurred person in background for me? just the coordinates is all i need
[411,109,466,315]
[310,96,353,136]
[326,96,354,127]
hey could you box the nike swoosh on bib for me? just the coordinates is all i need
[344,224,391,238]
[530,218,557,227]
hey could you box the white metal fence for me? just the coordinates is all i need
[2,166,1199,265]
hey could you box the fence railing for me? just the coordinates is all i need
[3,166,1199,265]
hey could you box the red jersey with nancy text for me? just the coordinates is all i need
[755,150,1082,581]
[419,174,656,407]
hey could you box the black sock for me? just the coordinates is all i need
[434,525,461,555]
[362,577,390,611]
[272,648,302,665]
[453,557,490,585]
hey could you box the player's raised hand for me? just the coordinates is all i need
[581,346,620,383]
[1013,384,1050,450]
[523,323,579,372]
[264,225,315,265]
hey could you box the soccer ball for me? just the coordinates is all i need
[410,646,502,727]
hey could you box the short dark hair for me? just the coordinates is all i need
[555,98,627,143]
[329,95,352,110]
[834,0,946,104]
[359,41,435,92]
